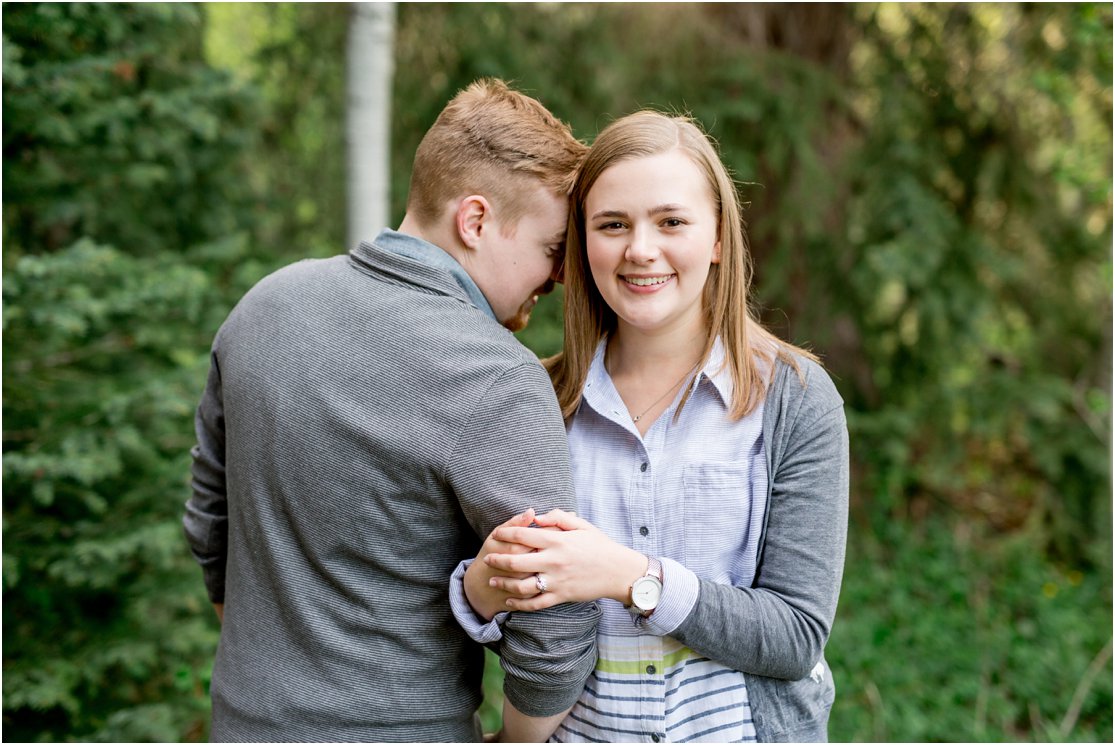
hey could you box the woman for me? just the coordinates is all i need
[451,110,849,743]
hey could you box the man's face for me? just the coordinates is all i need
[475,186,568,332]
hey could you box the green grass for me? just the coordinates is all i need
[480,518,1113,742]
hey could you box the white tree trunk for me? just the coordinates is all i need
[346,2,395,249]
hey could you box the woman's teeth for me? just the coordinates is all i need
[625,275,672,286]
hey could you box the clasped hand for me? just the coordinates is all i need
[463,508,647,619]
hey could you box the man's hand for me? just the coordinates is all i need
[464,510,541,620]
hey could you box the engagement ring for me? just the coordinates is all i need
[535,574,548,593]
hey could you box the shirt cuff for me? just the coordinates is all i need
[449,558,508,643]
[643,556,699,636]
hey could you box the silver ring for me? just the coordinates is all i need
[535,574,548,593]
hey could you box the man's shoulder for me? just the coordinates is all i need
[222,250,548,391]
[228,255,347,310]
[256,255,347,291]
[430,320,550,392]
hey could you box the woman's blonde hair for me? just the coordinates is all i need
[546,110,815,420]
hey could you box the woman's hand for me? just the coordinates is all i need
[463,509,541,621]
[483,509,648,611]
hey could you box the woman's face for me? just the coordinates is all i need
[584,149,721,338]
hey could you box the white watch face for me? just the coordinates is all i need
[631,577,662,611]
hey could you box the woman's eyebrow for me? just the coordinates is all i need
[647,203,686,215]
[589,209,629,221]
[590,204,689,221]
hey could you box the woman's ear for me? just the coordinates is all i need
[711,239,722,264]
[455,195,491,250]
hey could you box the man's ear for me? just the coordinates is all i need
[455,195,491,250]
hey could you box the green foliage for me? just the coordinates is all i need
[2,3,263,740]
[828,518,1113,742]
[203,3,351,260]
[2,3,261,260]
[824,5,1113,569]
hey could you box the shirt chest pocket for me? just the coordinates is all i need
[681,462,757,585]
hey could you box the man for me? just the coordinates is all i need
[184,79,600,742]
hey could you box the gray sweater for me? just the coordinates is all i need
[185,234,600,742]
[674,355,849,742]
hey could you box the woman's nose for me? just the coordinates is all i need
[624,226,658,263]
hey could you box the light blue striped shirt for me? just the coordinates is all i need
[452,338,768,743]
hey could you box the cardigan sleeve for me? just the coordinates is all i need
[671,359,849,680]
[445,361,601,717]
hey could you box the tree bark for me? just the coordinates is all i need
[346,2,395,249]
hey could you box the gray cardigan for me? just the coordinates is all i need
[673,354,849,742]
[185,236,600,742]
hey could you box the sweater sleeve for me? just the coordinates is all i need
[184,347,230,603]
[672,360,849,680]
[445,361,601,717]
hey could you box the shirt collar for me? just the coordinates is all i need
[696,337,735,407]
[583,336,735,416]
[368,228,497,322]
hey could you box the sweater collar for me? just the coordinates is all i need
[351,229,496,322]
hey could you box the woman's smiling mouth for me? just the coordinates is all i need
[623,274,675,288]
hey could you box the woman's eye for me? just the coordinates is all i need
[546,244,563,258]
[597,222,625,231]
[662,218,685,228]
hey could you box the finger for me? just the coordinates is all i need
[532,508,594,531]
[506,593,562,612]
[497,508,535,530]
[490,526,555,549]
[484,551,543,574]
[488,570,534,581]
[488,575,541,598]
[483,537,536,556]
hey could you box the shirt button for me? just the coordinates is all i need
[646,664,656,675]
[651,735,661,743]
[639,526,649,537]
[640,462,648,472]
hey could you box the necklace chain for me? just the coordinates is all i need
[631,361,702,423]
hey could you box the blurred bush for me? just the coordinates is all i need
[828,519,1112,741]
[2,4,264,740]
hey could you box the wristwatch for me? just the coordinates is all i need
[628,556,663,618]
